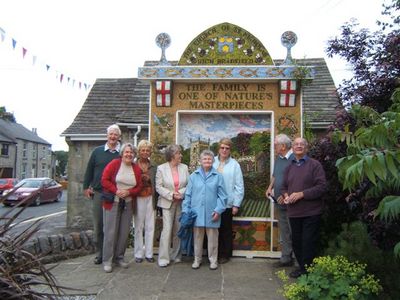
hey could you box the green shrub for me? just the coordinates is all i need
[324,221,400,299]
[278,255,382,300]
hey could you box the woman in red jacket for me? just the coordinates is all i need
[101,143,142,273]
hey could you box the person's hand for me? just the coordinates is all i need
[84,188,94,199]
[265,187,273,198]
[232,206,239,216]
[212,212,220,222]
[116,189,130,199]
[277,195,285,205]
[286,192,304,204]
[173,192,182,202]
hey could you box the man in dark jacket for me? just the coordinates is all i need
[83,124,121,264]
[281,137,326,278]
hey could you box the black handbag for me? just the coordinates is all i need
[101,191,115,203]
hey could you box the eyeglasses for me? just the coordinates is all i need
[220,146,230,150]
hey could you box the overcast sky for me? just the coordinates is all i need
[0,0,384,151]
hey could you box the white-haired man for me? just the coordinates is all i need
[83,124,121,265]
[266,133,294,267]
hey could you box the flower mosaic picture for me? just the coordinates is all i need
[177,112,273,218]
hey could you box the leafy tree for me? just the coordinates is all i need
[334,88,400,257]
[326,0,400,112]
[0,106,16,122]
[54,150,68,178]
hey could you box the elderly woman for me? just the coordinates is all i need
[183,149,227,270]
[156,144,189,267]
[101,143,142,273]
[213,138,244,264]
[134,140,157,263]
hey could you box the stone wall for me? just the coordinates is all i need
[23,230,95,263]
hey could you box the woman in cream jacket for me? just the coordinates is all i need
[156,144,189,267]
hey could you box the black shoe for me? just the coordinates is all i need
[94,257,102,265]
[273,260,294,268]
[145,257,155,263]
[135,258,143,263]
[289,269,306,278]
[218,257,230,264]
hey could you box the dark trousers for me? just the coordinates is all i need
[218,208,233,259]
[289,214,321,272]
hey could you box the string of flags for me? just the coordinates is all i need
[0,26,92,90]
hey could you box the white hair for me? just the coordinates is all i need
[107,124,121,135]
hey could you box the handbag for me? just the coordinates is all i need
[101,191,115,203]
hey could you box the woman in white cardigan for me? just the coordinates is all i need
[156,144,189,267]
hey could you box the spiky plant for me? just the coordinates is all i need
[0,192,65,299]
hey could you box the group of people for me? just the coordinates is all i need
[83,124,326,277]
[83,124,245,273]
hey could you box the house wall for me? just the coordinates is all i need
[66,130,147,229]
[0,143,17,177]
[15,140,53,179]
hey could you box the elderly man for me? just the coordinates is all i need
[281,137,327,278]
[83,124,122,265]
[266,134,294,267]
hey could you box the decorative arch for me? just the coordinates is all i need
[178,22,274,66]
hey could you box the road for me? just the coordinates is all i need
[0,190,69,238]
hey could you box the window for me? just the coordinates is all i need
[31,164,36,177]
[23,143,27,158]
[1,144,9,156]
[32,144,37,159]
[41,164,46,177]
[21,163,27,179]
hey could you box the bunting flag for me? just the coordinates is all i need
[156,81,172,106]
[279,80,297,107]
[0,25,93,90]
[0,27,5,42]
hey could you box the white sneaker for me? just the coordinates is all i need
[192,259,201,269]
[117,260,129,268]
[103,264,112,273]
[209,262,218,270]
[174,258,182,264]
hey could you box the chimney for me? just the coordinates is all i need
[32,128,37,134]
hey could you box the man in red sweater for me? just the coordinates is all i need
[281,137,327,278]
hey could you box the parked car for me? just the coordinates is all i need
[0,178,19,195]
[2,177,63,206]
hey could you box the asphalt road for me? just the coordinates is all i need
[1,190,68,237]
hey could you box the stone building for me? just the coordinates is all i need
[0,118,54,179]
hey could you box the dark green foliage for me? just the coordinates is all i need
[324,221,400,300]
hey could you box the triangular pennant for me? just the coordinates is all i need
[0,27,5,42]
[12,38,17,49]
[46,65,50,71]
[22,47,27,58]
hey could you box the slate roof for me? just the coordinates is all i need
[0,119,50,145]
[62,58,339,136]
[62,78,149,135]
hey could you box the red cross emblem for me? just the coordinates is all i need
[279,80,297,107]
[156,81,172,107]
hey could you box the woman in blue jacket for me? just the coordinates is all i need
[183,149,227,270]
